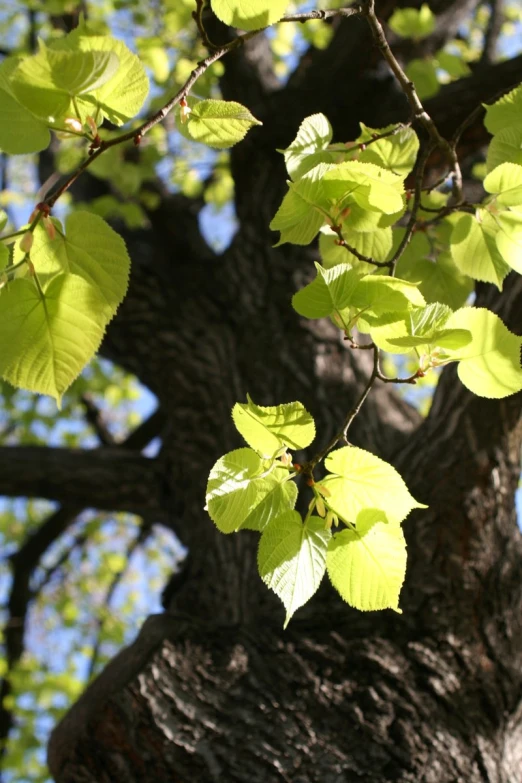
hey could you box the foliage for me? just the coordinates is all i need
[1,0,522,778]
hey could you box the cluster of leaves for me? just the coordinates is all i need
[1,0,522,642]
[207,100,522,623]
[0,20,261,405]
[206,396,425,626]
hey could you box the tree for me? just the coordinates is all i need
[0,0,522,780]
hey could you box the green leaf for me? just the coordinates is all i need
[206,448,298,533]
[281,113,332,180]
[211,0,290,30]
[232,396,315,457]
[29,211,130,320]
[292,262,361,319]
[405,58,439,100]
[0,250,7,280]
[0,210,7,233]
[484,83,522,135]
[436,50,471,79]
[322,161,404,214]
[51,27,149,125]
[486,126,522,172]
[258,511,330,627]
[0,59,50,154]
[324,224,393,268]
[176,98,262,149]
[0,274,107,404]
[359,313,411,354]
[493,210,522,274]
[357,123,419,179]
[326,510,407,612]
[388,4,435,39]
[449,211,511,289]
[484,162,522,206]
[9,44,120,122]
[351,275,425,317]
[270,164,329,246]
[387,303,471,350]
[395,243,474,311]
[443,307,522,398]
[321,446,426,525]
[136,38,170,83]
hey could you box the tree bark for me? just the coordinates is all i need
[2,1,522,780]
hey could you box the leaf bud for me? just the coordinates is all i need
[315,483,331,497]
[315,496,326,518]
[64,117,83,133]
[43,216,56,241]
[85,116,98,135]
[179,97,192,124]
[324,510,334,530]
[20,231,34,254]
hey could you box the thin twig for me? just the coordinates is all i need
[42,5,364,210]
[87,522,150,680]
[362,0,462,202]
[330,223,392,269]
[303,345,380,475]
[480,0,504,66]
[389,143,433,273]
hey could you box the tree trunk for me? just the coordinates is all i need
[4,2,522,780]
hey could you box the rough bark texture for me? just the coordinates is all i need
[2,1,522,781]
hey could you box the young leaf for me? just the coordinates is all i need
[29,211,130,321]
[484,162,522,207]
[258,511,330,628]
[270,164,330,246]
[0,243,8,271]
[405,58,439,100]
[211,0,290,31]
[51,27,149,125]
[494,211,522,274]
[0,274,107,405]
[281,113,333,181]
[232,396,315,457]
[388,4,435,39]
[206,448,298,533]
[292,262,361,319]
[351,276,425,317]
[357,123,419,179]
[449,211,511,289]
[322,161,404,214]
[484,83,522,135]
[326,510,407,612]
[9,44,121,123]
[395,247,474,311]
[0,59,50,154]
[443,307,522,398]
[176,98,262,149]
[486,126,522,172]
[323,224,393,268]
[321,446,426,525]
[387,303,471,350]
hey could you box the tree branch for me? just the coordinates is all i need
[479,0,504,65]
[0,407,166,769]
[0,447,162,512]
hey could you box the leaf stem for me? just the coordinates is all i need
[42,5,365,210]
[303,345,380,476]
[362,0,462,201]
